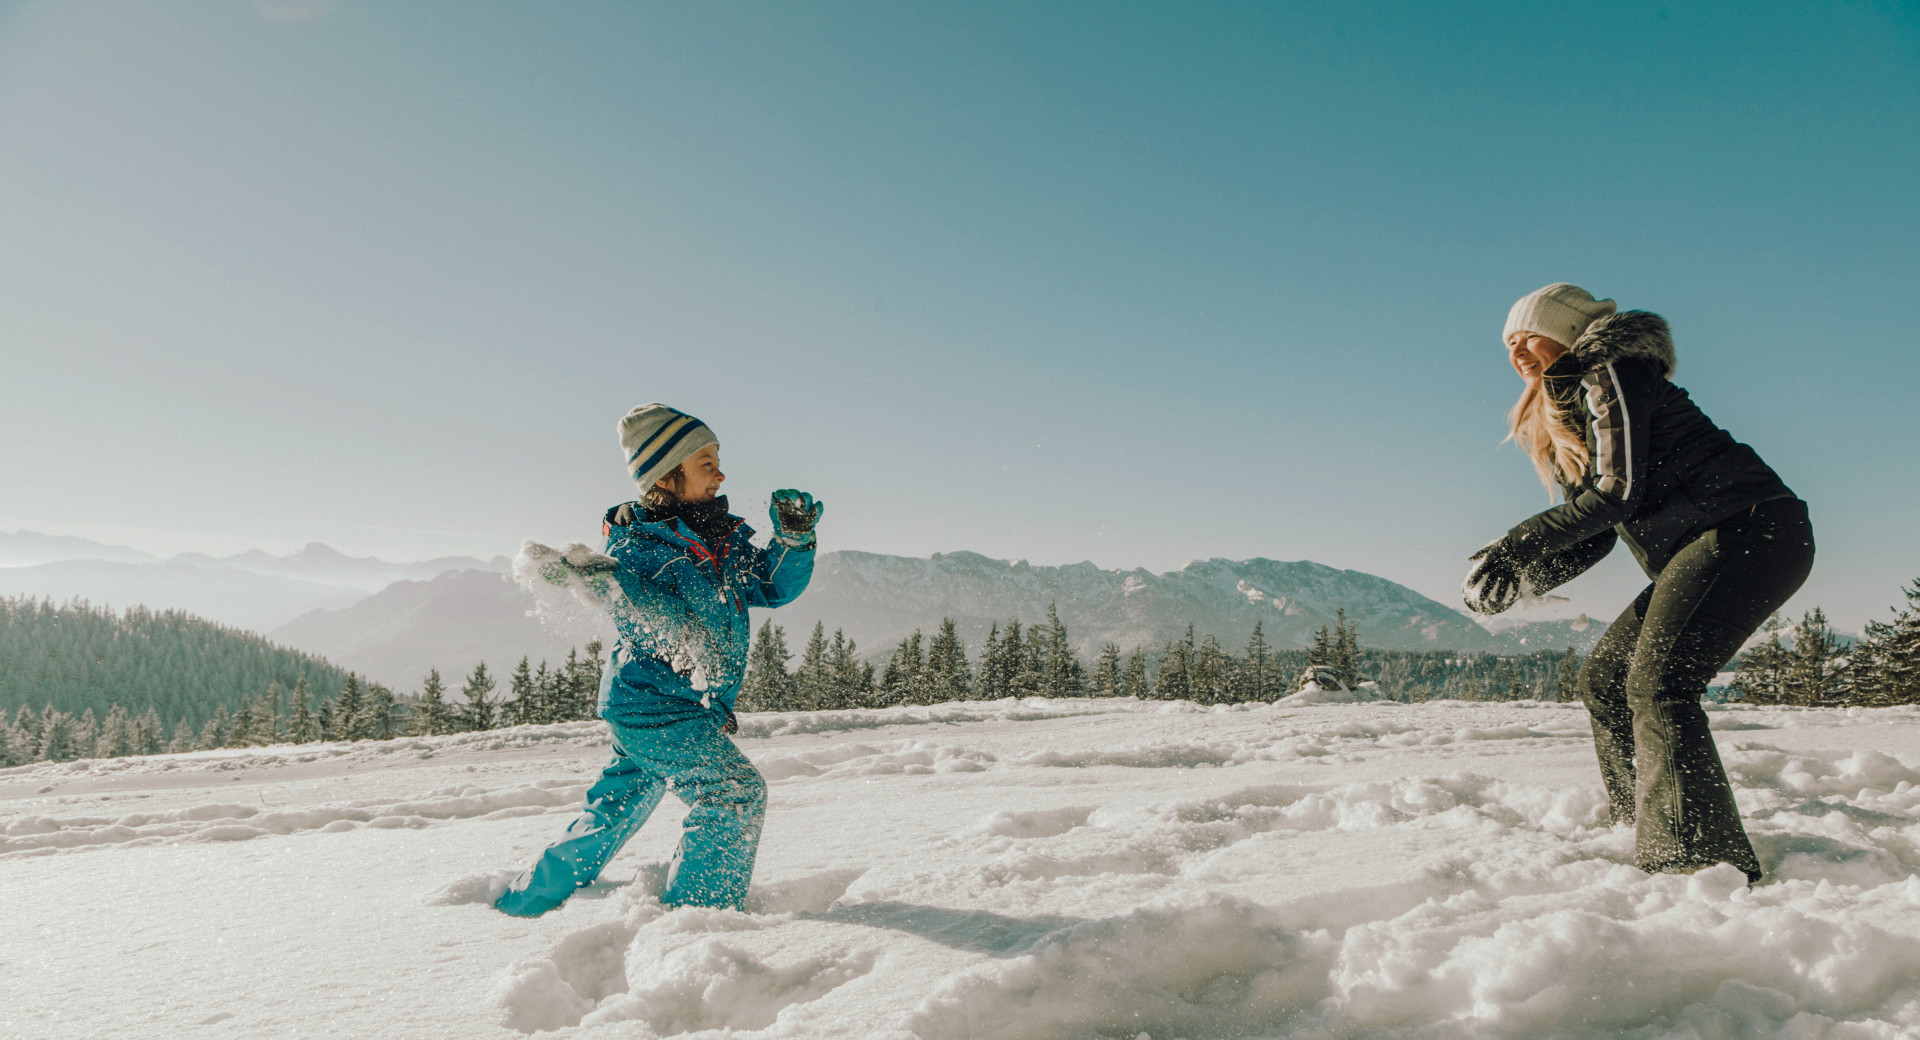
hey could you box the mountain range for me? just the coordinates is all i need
[0,532,508,632]
[3,532,1601,688]
[757,550,1595,658]
[269,570,589,689]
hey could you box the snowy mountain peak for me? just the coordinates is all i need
[762,550,1591,657]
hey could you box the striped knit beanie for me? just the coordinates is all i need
[618,403,718,492]
[1503,283,1617,349]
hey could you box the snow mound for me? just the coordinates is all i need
[1327,863,1920,1036]
[1,777,584,857]
[1278,678,1391,705]
[496,870,878,1034]
[755,740,996,781]
[907,891,1330,1040]
[733,698,1120,740]
[1013,741,1240,769]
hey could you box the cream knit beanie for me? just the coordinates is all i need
[1503,283,1617,349]
[618,403,718,492]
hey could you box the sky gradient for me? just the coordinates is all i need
[2,1,1917,631]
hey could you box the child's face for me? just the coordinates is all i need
[664,444,725,502]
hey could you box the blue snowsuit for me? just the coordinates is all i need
[495,502,813,915]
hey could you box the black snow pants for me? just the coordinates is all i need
[1579,497,1814,883]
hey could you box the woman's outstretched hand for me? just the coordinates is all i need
[1463,537,1523,615]
[769,489,824,549]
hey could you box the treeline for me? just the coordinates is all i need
[1,642,604,768]
[739,606,1589,709]
[0,596,353,724]
[1727,578,1920,706]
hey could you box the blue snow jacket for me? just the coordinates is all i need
[596,500,813,724]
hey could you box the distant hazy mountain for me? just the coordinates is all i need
[177,542,511,593]
[0,537,513,635]
[0,560,363,633]
[758,551,1591,656]
[267,551,1603,688]
[0,530,156,567]
[270,570,596,689]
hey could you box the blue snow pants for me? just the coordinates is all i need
[493,712,767,916]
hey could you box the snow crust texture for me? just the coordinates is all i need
[8,699,1920,1039]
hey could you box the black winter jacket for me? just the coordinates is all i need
[1509,310,1797,582]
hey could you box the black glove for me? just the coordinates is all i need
[1463,537,1523,616]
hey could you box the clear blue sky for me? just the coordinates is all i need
[2,1,1916,631]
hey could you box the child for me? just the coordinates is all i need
[494,403,820,916]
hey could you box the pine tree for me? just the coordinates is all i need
[96,704,134,758]
[1730,613,1796,705]
[577,640,606,718]
[1244,621,1277,702]
[1783,608,1848,706]
[229,694,255,748]
[507,658,538,727]
[1122,649,1151,698]
[167,714,195,753]
[71,707,99,757]
[1007,621,1043,698]
[1506,671,1529,701]
[1090,643,1122,698]
[977,622,1008,700]
[557,648,594,721]
[1191,635,1224,705]
[413,668,451,736]
[548,655,578,723]
[251,683,281,745]
[926,618,973,703]
[1308,625,1332,668]
[1330,609,1361,688]
[1039,604,1081,698]
[40,706,75,761]
[315,696,335,741]
[135,706,165,755]
[1,707,32,766]
[829,630,868,708]
[1158,627,1196,702]
[1553,648,1583,703]
[286,676,320,743]
[528,662,555,724]
[197,705,231,751]
[331,675,367,739]
[793,623,832,710]
[363,683,399,739]
[739,621,793,712]
[881,631,928,706]
[1855,578,1920,705]
[7,705,41,764]
[459,663,497,732]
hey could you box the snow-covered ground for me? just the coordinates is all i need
[7,698,1920,1039]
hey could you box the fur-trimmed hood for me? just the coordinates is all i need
[1568,310,1675,378]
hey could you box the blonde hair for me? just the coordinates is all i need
[1507,380,1590,496]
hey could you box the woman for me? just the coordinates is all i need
[1464,283,1811,883]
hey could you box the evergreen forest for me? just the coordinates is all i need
[3,644,605,768]
[736,606,1591,710]
[0,596,352,722]
[9,573,1920,769]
